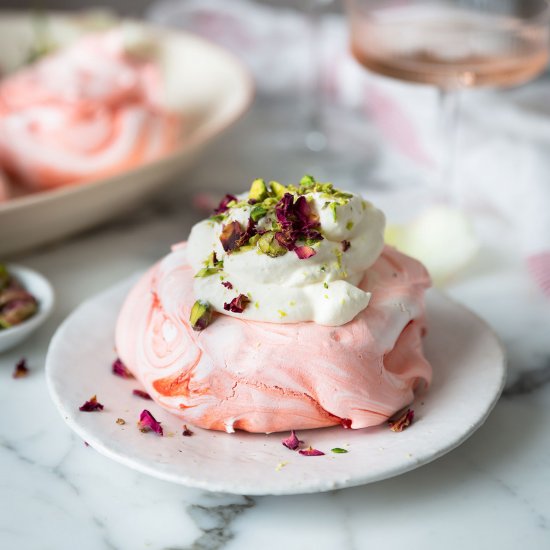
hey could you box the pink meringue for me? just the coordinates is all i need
[116,244,432,433]
[0,29,181,191]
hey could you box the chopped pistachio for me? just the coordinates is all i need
[300,174,316,188]
[257,232,287,257]
[324,294,329,299]
[329,202,338,221]
[323,282,329,289]
[250,205,268,222]
[190,300,212,331]
[194,267,221,278]
[270,181,287,198]
[346,220,354,231]
[331,448,348,454]
[249,178,268,202]
[254,301,260,309]
[278,310,287,318]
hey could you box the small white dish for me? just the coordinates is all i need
[46,278,505,495]
[0,264,54,353]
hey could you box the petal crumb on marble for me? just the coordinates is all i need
[132,389,152,400]
[12,358,29,378]
[389,408,415,432]
[116,418,126,425]
[84,441,89,447]
[282,430,303,450]
[182,425,194,437]
[79,395,104,412]
[299,446,325,457]
[275,461,289,472]
[112,358,133,378]
[138,409,163,436]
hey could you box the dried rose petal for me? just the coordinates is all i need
[221,281,233,289]
[12,358,29,378]
[274,193,323,252]
[389,408,415,432]
[116,418,126,425]
[182,424,194,437]
[282,430,303,450]
[299,446,325,457]
[341,418,352,429]
[112,358,133,379]
[138,409,163,436]
[235,217,258,249]
[341,240,351,252]
[219,221,244,252]
[79,395,104,412]
[223,294,250,313]
[213,194,237,215]
[133,389,152,400]
[295,245,316,259]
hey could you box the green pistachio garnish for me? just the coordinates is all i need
[250,205,268,222]
[257,232,287,257]
[195,253,223,277]
[300,174,316,188]
[323,282,329,289]
[195,267,220,278]
[269,181,287,198]
[190,300,212,331]
[331,448,348,454]
[329,202,339,221]
[346,221,354,231]
[249,178,268,202]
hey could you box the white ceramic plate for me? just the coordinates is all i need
[46,278,506,495]
[0,12,253,256]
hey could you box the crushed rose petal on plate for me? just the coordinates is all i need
[79,395,104,412]
[298,447,325,457]
[132,389,152,400]
[182,425,193,437]
[112,357,133,379]
[282,430,303,450]
[138,409,163,436]
[389,408,415,432]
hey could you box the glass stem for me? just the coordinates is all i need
[305,0,328,153]
[438,88,461,205]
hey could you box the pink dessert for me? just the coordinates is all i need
[116,177,432,433]
[0,28,182,191]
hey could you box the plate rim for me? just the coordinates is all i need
[46,279,507,495]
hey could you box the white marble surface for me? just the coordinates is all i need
[2,96,550,550]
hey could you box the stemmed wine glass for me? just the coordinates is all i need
[344,0,550,202]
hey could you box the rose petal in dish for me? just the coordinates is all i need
[79,395,104,412]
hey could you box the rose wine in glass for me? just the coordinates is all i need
[345,0,550,199]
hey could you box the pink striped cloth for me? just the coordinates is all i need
[149,0,550,298]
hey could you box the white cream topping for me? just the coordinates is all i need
[186,187,385,326]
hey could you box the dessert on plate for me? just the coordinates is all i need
[116,176,432,433]
[0,26,182,192]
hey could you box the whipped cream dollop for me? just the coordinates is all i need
[187,176,385,326]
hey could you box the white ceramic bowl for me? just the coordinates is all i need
[0,12,254,256]
[0,264,55,353]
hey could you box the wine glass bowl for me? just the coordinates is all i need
[345,0,550,90]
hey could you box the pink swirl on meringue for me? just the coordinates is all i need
[116,244,432,434]
[0,29,182,190]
